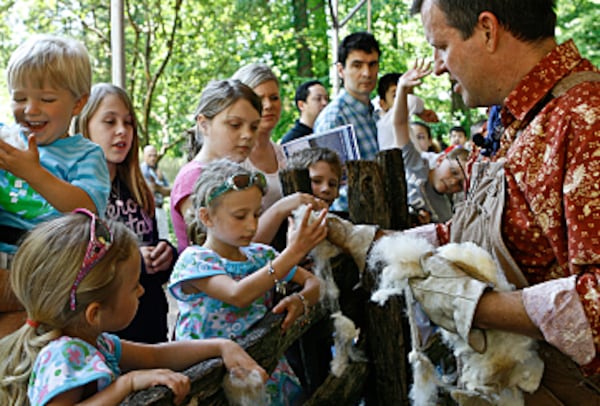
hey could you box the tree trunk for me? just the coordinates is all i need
[293,0,313,78]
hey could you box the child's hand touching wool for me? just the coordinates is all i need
[286,203,328,258]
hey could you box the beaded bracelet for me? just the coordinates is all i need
[294,292,310,316]
[267,260,287,295]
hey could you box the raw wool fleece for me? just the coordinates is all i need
[222,367,268,406]
[330,311,366,377]
[368,233,544,405]
[0,124,26,150]
[292,205,365,376]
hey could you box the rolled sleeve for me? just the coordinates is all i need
[522,275,595,365]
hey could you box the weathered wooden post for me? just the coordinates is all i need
[278,167,370,402]
[346,149,411,405]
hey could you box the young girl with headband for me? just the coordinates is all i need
[0,210,266,405]
[169,159,327,405]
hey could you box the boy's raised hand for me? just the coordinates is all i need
[0,134,41,180]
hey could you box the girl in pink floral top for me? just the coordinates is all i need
[0,211,265,405]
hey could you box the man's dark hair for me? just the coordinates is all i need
[377,73,402,100]
[294,80,323,111]
[450,125,466,136]
[410,0,556,41]
[338,31,381,66]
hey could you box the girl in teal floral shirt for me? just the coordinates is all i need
[169,159,327,405]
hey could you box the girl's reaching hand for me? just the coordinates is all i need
[127,369,191,405]
[140,241,174,274]
[219,340,269,383]
[286,204,328,256]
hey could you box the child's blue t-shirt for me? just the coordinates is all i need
[28,333,121,406]
[0,128,110,253]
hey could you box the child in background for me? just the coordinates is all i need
[391,60,468,224]
[286,147,342,207]
[0,211,266,405]
[283,147,344,394]
[77,83,177,343]
[169,159,327,405]
[0,34,110,337]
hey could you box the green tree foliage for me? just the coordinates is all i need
[0,0,597,155]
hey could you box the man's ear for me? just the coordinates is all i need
[478,11,500,52]
[297,100,306,113]
[199,207,213,227]
[336,62,345,80]
[379,98,389,111]
[72,94,89,116]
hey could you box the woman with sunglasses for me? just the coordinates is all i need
[0,211,267,405]
[77,83,177,344]
[169,159,327,405]
[390,60,469,224]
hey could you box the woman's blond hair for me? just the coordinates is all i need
[0,214,138,405]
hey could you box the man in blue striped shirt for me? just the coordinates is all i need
[314,32,381,160]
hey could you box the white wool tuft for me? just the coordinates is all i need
[330,311,364,377]
[436,242,501,287]
[292,204,342,308]
[370,236,543,404]
[0,124,27,150]
[408,350,440,406]
[222,367,268,406]
[368,233,434,273]
[369,234,433,305]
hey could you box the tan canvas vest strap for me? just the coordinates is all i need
[450,160,529,288]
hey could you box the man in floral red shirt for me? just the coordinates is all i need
[405,0,600,402]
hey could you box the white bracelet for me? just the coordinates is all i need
[267,260,287,295]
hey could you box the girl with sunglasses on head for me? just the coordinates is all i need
[169,159,327,405]
[0,210,267,405]
[77,83,177,344]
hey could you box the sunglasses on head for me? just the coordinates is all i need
[206,172,268,205]
[69,208,113,311]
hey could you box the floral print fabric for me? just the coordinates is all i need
[28,333,121,405]
[169,243,302,405]
[437,40,600,373]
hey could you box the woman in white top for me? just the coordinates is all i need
[232,63,285,209]
[233,63,327,244]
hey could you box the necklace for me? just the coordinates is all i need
[111,177,124,207]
